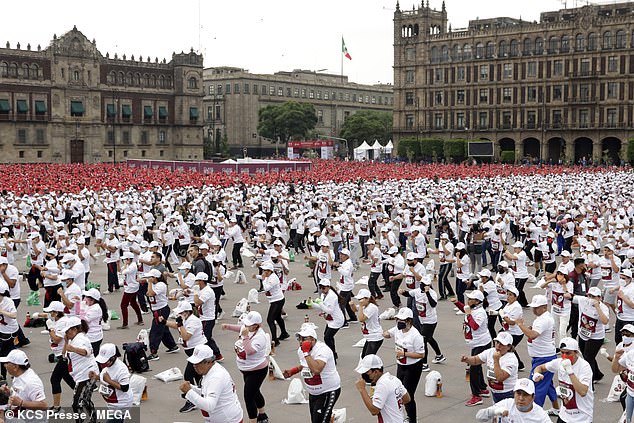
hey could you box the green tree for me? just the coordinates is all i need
[257,101,317,142]
[339,111,392,146]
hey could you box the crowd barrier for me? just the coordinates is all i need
[126,159,312,174]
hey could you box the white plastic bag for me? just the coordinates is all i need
[129,374,147,405]
[101,321,111,331]
[426,259,436,273]
[283,378,308,404]
[606,375,626,402]
[333,408,347,423]
[241,247,256,258]
[233,298,249,317]
[248,288,260,304]
[268,355,285,380]
[527,274,537,285]
[425,371,442,397]
[154,367,183,383]
[136,329,149,346]
[233,270,247,285]
[353,338,366,348]
[379,307,396,320]
[355,276,369,285]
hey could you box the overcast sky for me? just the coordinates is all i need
[4,0,578,84]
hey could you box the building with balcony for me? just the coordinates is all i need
[0,26,203,163]
[202,67,393,157]
[393,0,634,163]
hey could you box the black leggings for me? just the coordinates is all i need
[397,360,423,423]
[241,366,268,419]
[184,348,202,387]
[308,388,340,423]
[469,343,490,396]
[51,357,76,395]
[367,272,382,298]
[232,242,243,267]
[324,326,340,361]
[339,290,356,322]
[438,264,454,298]
[421,323,441,364]
[487,314,498,341]
[266,298,287,342]
[578,337,604,381]
[73,379,96,423]
[511,334,525,369]
[361,339,383,358]
[515,278,528,307]
[91,340,102,358]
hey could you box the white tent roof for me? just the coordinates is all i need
[370,140,383,150]
[355,141,372,151]
[221,159,237,164]
[385,140,393,151]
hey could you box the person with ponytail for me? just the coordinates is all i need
[41,301,74,412]
[82,288,108,354]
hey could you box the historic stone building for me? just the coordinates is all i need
[393,1,634,163]
[202,67,393,157]
[0,26,203,163]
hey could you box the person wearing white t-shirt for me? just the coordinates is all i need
[58,269,82,316]
[573,287,610,383]
[612,325,634,423]
[352,289,384,357]
[382,308,425,422]
[258,261,289,346]
[193,272,222,360]
[226,219,244,269]
[180,344,243,423]
[282,326,341,423]
[366,240,384,299]
[334,249,357,325]
[462,332,518,403]
[505,241,530,307]
[616,269,634,345]
[104,230,121,293]
[0,349,47,422]
[42,302,73,411]
[601,244,623,317]
[92,343,133,411]
[475,378,550,423]
[354,354,410,423]
[119,251,143,329]
[82,288,108,355]
[538,270,573,346]
[145,269,179,361]
[0,280,18,380]
[533,337,594,423]
[312,279,344,362]
[500,287,526,371]
[222,311,270,423]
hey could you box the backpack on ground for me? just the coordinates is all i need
[123,342,150,373]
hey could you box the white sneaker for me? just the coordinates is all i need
[217,311,225,320]
[453,307,459,311]
[456,310,465,315]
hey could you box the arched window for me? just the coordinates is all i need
[475,42,484,58]
[22,63,30,79]
[0,62,8,77]
[452,44,462,61]
[523,38,532,55]
[8,63,18,78]
[188,76,197,89]
[118,72,124,84]
[159,75,165,88]
[499,40,508,57]
[603,31,613,49]
[560,35,570,53]
[548,36,559,53]
[135,73,141,86]
[413,24,419,36]
[151,75,157,87]
[402,25,407,37]
[463,44,472,60]
[31,64,39,79]
[144,74,150,87]
[616,30,626,48]
[588,33,597,51]
[575,34,585,51]
[126,72,133,85]
[75,70,81,81]
[509,39,519,57]
[441,45,449,62]
[486,42,494,58]
[167,76,172,88]
[535,38,544,54]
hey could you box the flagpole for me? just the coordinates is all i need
[341,34,344,83]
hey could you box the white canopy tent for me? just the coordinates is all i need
[384,140,393,154]
[370,140,383,152]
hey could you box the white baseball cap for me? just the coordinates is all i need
[60,316,82,333]
[559,337,580,352]
[395,307,413,320]
[340,248,350,256]
[260,261,274,271]
[83,288,101,301]
[43,301,65,313]
[528,294,548,307]
[187,345,215,364]
[194,272,209,281]
[173,301,193,314]
[514,378,535,395]
[354,354,384,373]
[144,269,162,279]
[242,311,263,326]
[95,343,118,364]
[296,326,318,339]
[494,332,513,346]
[354,289,372,300]
[0,349,29,365]
[318,278,331,287]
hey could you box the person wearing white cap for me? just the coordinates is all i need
[399,275,446,370]
[516,294,558,411]
[354,354,410,423]
[384,246,405,309]
[327,218,343,262]
[572,286,610,383]
[476,268,503,340]
[357,212,371,259]
[226,218,245,269]
[0,349,48,415]
[382,307,425,422]
[366,239,384,299]
[612,324,634,422]
[82,288,109,355]
[119,251,143,329]
[221,311,270,423]
[257,261,289,346]
[504,241,531,307]
[61,316,99,419]
[312,279,344,362]
[428,232,456,300]
[0,280,17,380]
[41,250,63,308]
[43,301,73,411]
[500,286,526,371]
[146,268,180,361]
[104,228,121,293]
[350,289,383,357]
[451,290,492,406]
[162,301,207,413]
[193,272,223,361]
[615,269,634,345]
[475,378,550,422]
[57,268,81,317]
[208,253,226,318]
[560,214,576,254]
[179,344,243,423]
[26,231,45,293]
[307,243,335,293]
[334,248,358,325]
[533,337,594,423]
[90,343,133,412]
[538,270,573,347]
[600,243,622,319]
[0,257,28,347]
[461,331,519,403]
[281,326,341,423]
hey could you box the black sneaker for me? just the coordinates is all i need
[147,354,160,361]
[166,346,180,354]
[257,412,269,423]
[279,333,290,341]
[179,401,197,413]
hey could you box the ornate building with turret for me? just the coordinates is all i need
[393,1,634,163]
[0,26,203,163]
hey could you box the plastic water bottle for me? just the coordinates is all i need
[304,314,310,323]
[436,379,443,398]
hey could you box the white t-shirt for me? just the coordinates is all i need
[478,279,502,311]
[11,368,47,422]
[84,303,103,342]
[477,398,550,423]
[372,372,408,423]
[495,272,516,303]
[51,316,69,356]
[546,281,573,316]
[501,301,523,336]
[478,348,518,393]
[360,303,383,342]
[234,327,269,371]
[262,273,284,303]
[197,285,216,321]
[527,311,556,358]
[512,251,529,279]
[545,357,594,423]
[149,281,168,311]
[182,315,206,350]
[574,296,610,341]
[99,359,133,409]
[618,348,634,396]
[67,332,99,383]
[387,325,425,366]
[600,256,621,288]
[317,289,344,329]
[122,263,139,294]
[297,341,341,396]
[617,282,634,321]
[337,259,354,292]
[463,305,492,348]
[185,362,243,423]
[402,263,425,290]
[408,288,438,324]
[4,264,20,300]
[0,296,18,334]
[64,283,83,315]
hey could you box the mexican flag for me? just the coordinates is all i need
[342,37,352,60]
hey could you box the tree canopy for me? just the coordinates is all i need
[257,101,317,142]
[339,111,392,145]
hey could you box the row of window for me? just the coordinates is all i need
[0,62,40,79]
[426,30,632,63]
[409,81,626,107]
[404,108,626,130]
[0,99,48,117]
[106,129,168,145]
[13,149,168,160]
[208,83,393,105]
[106,104,173,123]
[106,71,175,89]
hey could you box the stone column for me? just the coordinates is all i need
[593,140,601,163]
[514,140,522,164]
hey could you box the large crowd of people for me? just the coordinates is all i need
[0,162,631,422]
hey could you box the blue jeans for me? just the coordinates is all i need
[492,390,514,403]
[530,355,557,407]
[627,393,634,423]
